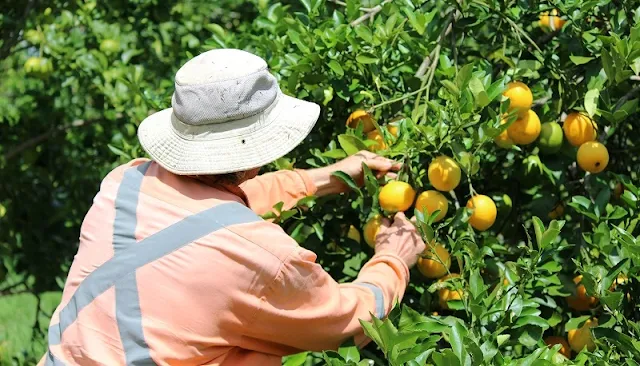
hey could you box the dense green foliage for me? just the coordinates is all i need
[1,0,640,365]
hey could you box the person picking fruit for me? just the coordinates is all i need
[39,49,426,366]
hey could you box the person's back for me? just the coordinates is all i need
[40,49,425,366]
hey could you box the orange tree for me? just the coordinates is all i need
[1,0,639,364]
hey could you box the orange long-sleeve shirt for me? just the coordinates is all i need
[39,158,409,365]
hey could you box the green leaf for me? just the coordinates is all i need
[592,327,640,359]
[328,60,344,77]
[356,53,378,64]
[469,269,485,298]
[331,171,362,196]
[532,217,545,249]
[456,64,475,90]
[338,134,368,155]
[584,89,599,117]
[442,80,460,95]
[338,341,360,363]
[283,352,309,366]
[602,49,614,83]
[432,349,462,366]
[299,0,312,13]
[449,322,468,364]
[513,316,550,330]
[570,55,595,65]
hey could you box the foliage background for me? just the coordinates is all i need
[1,0,639,365]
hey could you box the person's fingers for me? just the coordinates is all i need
[363,158,394,172]
[385,172,398,179]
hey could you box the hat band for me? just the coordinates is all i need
[171,68,278,126]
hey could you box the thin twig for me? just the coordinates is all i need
[532,96,551,107]
[416,12,456,78]
[614,85,640,111]
[349,0,393,26]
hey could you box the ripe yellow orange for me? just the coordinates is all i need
[545,336,571,358]
[567,275,599,311]
[379,181,416,213]
[347,225,361,243]
[466,195,497,231]
[387,124,399,137]
[549,202,564,219]
[415,190,448,222]
[417,243,451,279]
[609,274,628,291]
[577,142,609,173]
[366,130,387,151]
[438,273,464,309]
[568,318,598,353]
[503,81,533,114]
[563,113,598,147]
[346,110,376,132]
[507,109,541,145]
[363,215,383,248]
[428,156,461,192]
[495,119,514,149]
[540,9,566,31]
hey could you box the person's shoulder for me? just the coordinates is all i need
[223,212,302,264]
[103,158,152,184]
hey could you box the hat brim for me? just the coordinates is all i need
[137,93,320,175]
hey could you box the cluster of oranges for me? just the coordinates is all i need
[346,110,504,309]
[497,84,608,174]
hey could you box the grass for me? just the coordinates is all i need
[0,291,61,366]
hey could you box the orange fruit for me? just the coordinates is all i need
[545,336,571,358]
[495,119,514,149]
[363,215,383,248]
[366,130,387,151]
[503,81,533,114]
[548,202,564,219]
[438,273,464,309]
[415,190,448,222]
[577,142,608,173]
[346,225,361,243]
[609,274,628,291]
[506,109,541,145]
[540,9,566,31]
[567,275,599,311]
[417,243,451,279]
[563,113,598,147]
[466,195,497,231]
[379,181,416,213]
[346,110,376,132]
[428,156,461,192]
[387,124,399,137]
[568,318,598,353]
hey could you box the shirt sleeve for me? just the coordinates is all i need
[242,246,410,354]
[239,170,317,216]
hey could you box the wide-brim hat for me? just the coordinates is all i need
[138,48,320,175]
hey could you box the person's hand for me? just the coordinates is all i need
[306,150,402,196]
[374,212,426,268]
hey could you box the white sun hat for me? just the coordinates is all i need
[137,48,320,175]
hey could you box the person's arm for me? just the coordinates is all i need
[242,213,424,354]
[240,151,400,216]
[238,169,318,216]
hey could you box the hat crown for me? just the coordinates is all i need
[171,49,279,126]
[175,49,267,85]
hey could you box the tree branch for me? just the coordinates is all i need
[415,12,456,78]
[2,115,121,161]
[349,0,393,26]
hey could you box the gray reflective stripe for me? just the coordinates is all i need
[43,350,65,366]
[355,283,386,319]
[113,162,150,253]
[113,162,153,365]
